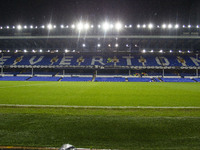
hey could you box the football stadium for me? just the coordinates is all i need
[0,0,200,149]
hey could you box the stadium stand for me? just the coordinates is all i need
[28,77,60,81]
[61,77,92,82]
[161,78,194,82]
[95,77,126,82]
[0,76,29,81]
[128,77,152,82]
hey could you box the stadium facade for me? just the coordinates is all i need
[0,23,200,82]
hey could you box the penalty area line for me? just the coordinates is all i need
[1,104,200,109]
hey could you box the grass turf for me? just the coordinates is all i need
[0,81,200,149]
[0,81,200,106]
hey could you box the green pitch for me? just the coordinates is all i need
[0,81,200,149]
[0,81,200,106]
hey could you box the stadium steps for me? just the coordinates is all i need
[26,76,32,81]
[58,77,63,81]
[158,78,163,82]
[192,78,198,82]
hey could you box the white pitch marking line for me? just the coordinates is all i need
[1,104,200,109]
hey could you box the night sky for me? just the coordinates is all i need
[0,0,200,25]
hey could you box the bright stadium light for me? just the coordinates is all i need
[179,50,182,53]
[137,24,140,28]
[142,49,146,53]
[65,49,69,53]
[169,50,173,53]
[41,25,45,29]
[157,25,160,28]
[7,50,10,52]
[30,25,33,29]
[6,26,9,29]
[129,24,132,28]
[196,25,199,28]
[162,24,167,29]
[110,24,114,29]
[24,49,27,53]
[175,24,179,29]
[47,50,50,52]
[32,49,36,53]
[148,23,153,29]
[102,22,109,31]
[17,25,22,30]
[115,22,122,30]
[150,50,154,53]
[98,24,101,28]
[97,44,101,47]
[47,24,53,30]
[84,23,89,30]
[77,22,83,31]
[188,25,191,28]
[183,25,186,28]
[115,43,119,47]
[126,44,129,47]
[53,25,56,28]
[187,50,191,53]
[168,24,172,29]
[82,43,86,47]
[142,24,146,28]
[71,24,75,29]
[66,25,69,28]
[39,49,43,52]
[24,25,27,29]
[108,44,111,47]
[15,50,18,53]
[159,49,163,53]
[0,27,2,29]
[35,26,38,29]
[60,25,64,28]
[91,25,94,28]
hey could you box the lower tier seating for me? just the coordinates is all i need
[28,77,60,81]
[95,77,125,82]
[0,76,29,81]
[128,78,152,82]
[61,77,92,82]
[161,78,194,82]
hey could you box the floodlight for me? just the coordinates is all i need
[7,50,10,52]
[82,44,86,47]
[65,49,69,53]
[6,26,9,29]
[126,44,129,47]
[148,23,153,29]
[72,50,76,52]
[115,43,119,47]
[41,25,45,29]
[157,25,160,28]
[129,24,132,28]
[175,24,179,29]
[84,23,89,30]
[196,25,199,28]
[66,25,69,28]
[179,50,182,53]
[91,25,94,28]
[142,49,146,53]
[142,24,146,28]
[150,50,154,53]
[24,25,27,29]
[183,25,186,28]
[110,24,114,29]
[137,24,140,28]
[0,27,2,29]
[97,44,101,47]
[108,44,111,47]
[102,22,109,31]
[115,22,122,30]
[187,50,190,53]
[162,24,166,29]
[39,49,43,52]
[98,24,101,28]
[71,24,75,29]
[17,25,22,30]
[47,24,53,30]
[188,25,191,28]
[60,25,64,28]
[35,26,38,29]
[56,50,59,52]
[15,50,18,53]
[32,50,35,53]
[30,25,33,29]
[53,25,56,28]
[168,24,172,29]
[77,22,83,30]
[169,50,173,53]
[47,50,50,52]
[24,49,27,53]
[159,50,163,53]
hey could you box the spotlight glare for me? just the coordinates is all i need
[159,49,163,53]
[102,22,109,31]
[142,49,146,53]
[6,26,9,29]
[115,22,122,30]
[175,24,179,29]
[196,25,199,28]
[41,25,45,29]
[60,25,64,28]
[84,23,89,30]
[77,22,83,30]
[47,24,53,30]
[30,25,33,29]
[115,43,119,47]
[169,50,173,53]
[71,24,75,29]
[162,24,166,29]
[82,43,86,47]
[65,49,69,53]
[168,24,172,29]
[142,24,146,28]
[129,24,132,28]
[188,25,191,28]
[137,24,140,28]
[148,23,153,29]
[17,25,22,30]
[97,44,101,47]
